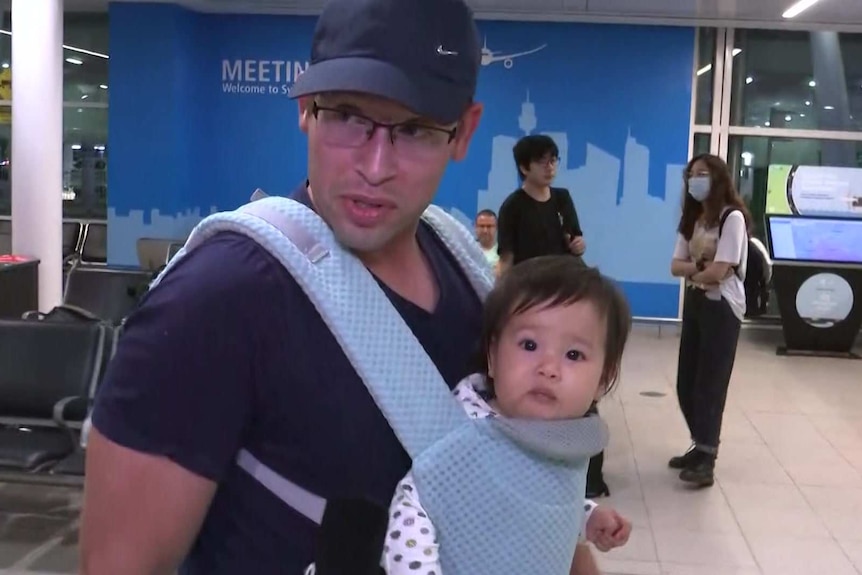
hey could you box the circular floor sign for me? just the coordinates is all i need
[795,273,854,328]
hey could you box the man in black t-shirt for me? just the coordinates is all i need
[497,134,611,500]
[497,134,586,275]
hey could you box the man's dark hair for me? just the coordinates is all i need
[476,209,497,220]
[478,257,632,397]
[512,135,560,181]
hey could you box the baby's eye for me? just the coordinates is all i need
[519,339,537,351]
[566,350,584,361]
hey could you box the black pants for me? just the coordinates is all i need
[676,289,741,454]
[585,401,605,489]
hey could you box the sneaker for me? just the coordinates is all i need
[668,446,698,469]
[679,460,715,487]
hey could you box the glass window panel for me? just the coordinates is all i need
[727,135,862,242]
[695,28,717,126]
[727,135,862,319]
[63,106,108,219]
[63,13,109,105]
[0,105,9,217]
[0,12,10,92]
[731,29,862,132]
[693,132,711,156]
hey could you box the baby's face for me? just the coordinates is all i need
[488,300,607,421]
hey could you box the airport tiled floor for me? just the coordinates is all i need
[1,326,861,575]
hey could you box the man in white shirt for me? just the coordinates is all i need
[475,209,500,273]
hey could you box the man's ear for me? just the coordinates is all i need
[450,102,483,162]
[298,97,313,133]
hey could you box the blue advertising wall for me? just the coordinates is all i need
[108,2,694,318]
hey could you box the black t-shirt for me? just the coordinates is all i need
[497,187,582,265]
[91,184,484,574]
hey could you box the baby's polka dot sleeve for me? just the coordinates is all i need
[383,472,442,575]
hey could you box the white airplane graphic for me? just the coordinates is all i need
[480,38,548,69]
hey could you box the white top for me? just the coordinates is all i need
[673,208,748,321]
[382,374,598,575]
[481,244,499,268]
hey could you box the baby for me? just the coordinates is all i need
[383,256,633,574]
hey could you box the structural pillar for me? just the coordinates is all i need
[11,0,64,311]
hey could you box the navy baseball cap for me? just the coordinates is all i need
[289,0,481,125]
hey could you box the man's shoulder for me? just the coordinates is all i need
[153,231,299,309]
[500,188,526,209]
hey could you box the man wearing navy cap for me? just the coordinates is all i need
[79,0,619,573]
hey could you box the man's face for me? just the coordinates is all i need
[475,213,497,248]
[299,91,482,257]
[521,154,559,187]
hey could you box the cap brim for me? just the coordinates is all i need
[289,57,469,125]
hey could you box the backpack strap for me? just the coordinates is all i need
[154,193,493,525]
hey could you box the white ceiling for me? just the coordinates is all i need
[98,0,862,31]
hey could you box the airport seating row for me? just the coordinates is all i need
[0,315,119,486]
[0,218,108,265]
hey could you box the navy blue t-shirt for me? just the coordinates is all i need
[91,185,483,574]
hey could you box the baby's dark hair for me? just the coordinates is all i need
[478,256,632,395]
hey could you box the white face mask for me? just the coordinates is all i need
[687,176,711,202]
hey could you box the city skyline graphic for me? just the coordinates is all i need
[107,11,695,316]
[108,92,684,289]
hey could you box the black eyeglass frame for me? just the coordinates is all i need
[311,102,459,145]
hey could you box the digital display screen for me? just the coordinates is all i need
[767,215,862,265]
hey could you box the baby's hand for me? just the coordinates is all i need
[585,505,631,552]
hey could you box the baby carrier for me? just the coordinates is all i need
[151,193,609,574]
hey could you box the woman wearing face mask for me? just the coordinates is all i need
[669,154,751,488]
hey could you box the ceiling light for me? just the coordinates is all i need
[696,64,712,76]
[785,115,792,121]
[824,105,835,110]
[71,144,82,150]
[765,121,771,127]
[809,80,817,87]
[805,100,811,106]
[746,76,754,84]
[732,48,742,56]
[65,58,83,65]
[99,84,108,90]
[800,113,806,117]
[0,29,109,59]
[81,95,88,100]
[783,0,820,18]
[1,63,7,69]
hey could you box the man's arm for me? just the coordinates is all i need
[496,195,518,275]
[79,234,279,574]
[81,430,217,574]
[559,189,583,237]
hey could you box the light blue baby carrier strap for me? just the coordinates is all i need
[154,193,608,575]
[156,195,485,459]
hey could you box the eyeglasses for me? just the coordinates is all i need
[311,102,457,156]
[533,156,559,167]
